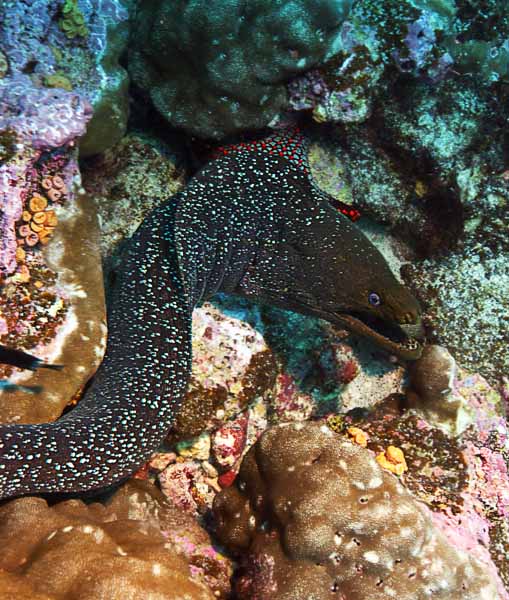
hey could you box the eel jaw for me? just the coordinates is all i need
[332,313,424,360]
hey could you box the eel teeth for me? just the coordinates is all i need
[398,338,420,350]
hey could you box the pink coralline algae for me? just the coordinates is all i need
[191,303,268,397]
[169,532,232,596]
[0,161,25,277]
[443,373,509,591]
[464,442,509,519]
[170,302,275,437]
[159,460,210,515]
[212,414,249,470]
[272,372,315,421]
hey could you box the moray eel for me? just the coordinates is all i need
[0,129,423,499]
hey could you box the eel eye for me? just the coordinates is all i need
[368,292,381,307]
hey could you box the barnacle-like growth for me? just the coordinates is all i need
[213,421,500,599]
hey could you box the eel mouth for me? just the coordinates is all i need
[332,311,424,360]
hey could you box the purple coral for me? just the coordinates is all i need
[0,75,92,150]
[393,12,453,81]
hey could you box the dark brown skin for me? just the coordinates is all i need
[236,169,424,360]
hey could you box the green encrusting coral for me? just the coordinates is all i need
[0,129,18,165]
[59,0,88,39]
[43,72,73,91]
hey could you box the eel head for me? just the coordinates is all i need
[237,197,424,360]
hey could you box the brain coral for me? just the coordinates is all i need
[0,480,231,599]
[128,0,352,139]
[213,421,500,599]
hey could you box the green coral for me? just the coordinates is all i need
[43,73,73,91]
[0,50,8,79]
[0,129,18,165]
[59,0,88,39]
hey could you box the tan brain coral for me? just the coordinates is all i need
[0,480,231,599]
[213,421,500,600]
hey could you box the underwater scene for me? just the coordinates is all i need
[0,0,508,598]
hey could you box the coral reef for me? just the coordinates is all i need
[188,303,275,423]
[154,301,277,512]
[0,71,107,420]
[0,74,91,156]
[1,0,508,595]
[0,479,232,599]
[213,421,501,599]
[406,344,469,433]
[0,193,107,423]
[403,249,509,382]
[261,302,406,415]
[286,0,447,124]
[128,0,353,139]
[342,372,509,592]
[306,80,508,382]
[284,0,509,383]
[0,0,130,156]
[287,0,509,124]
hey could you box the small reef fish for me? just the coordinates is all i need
[0,128,423,499]
[0,381,42,394]
[0,344,63,372]
[0,344,62,394]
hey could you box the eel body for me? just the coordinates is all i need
[0,130,423,499]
